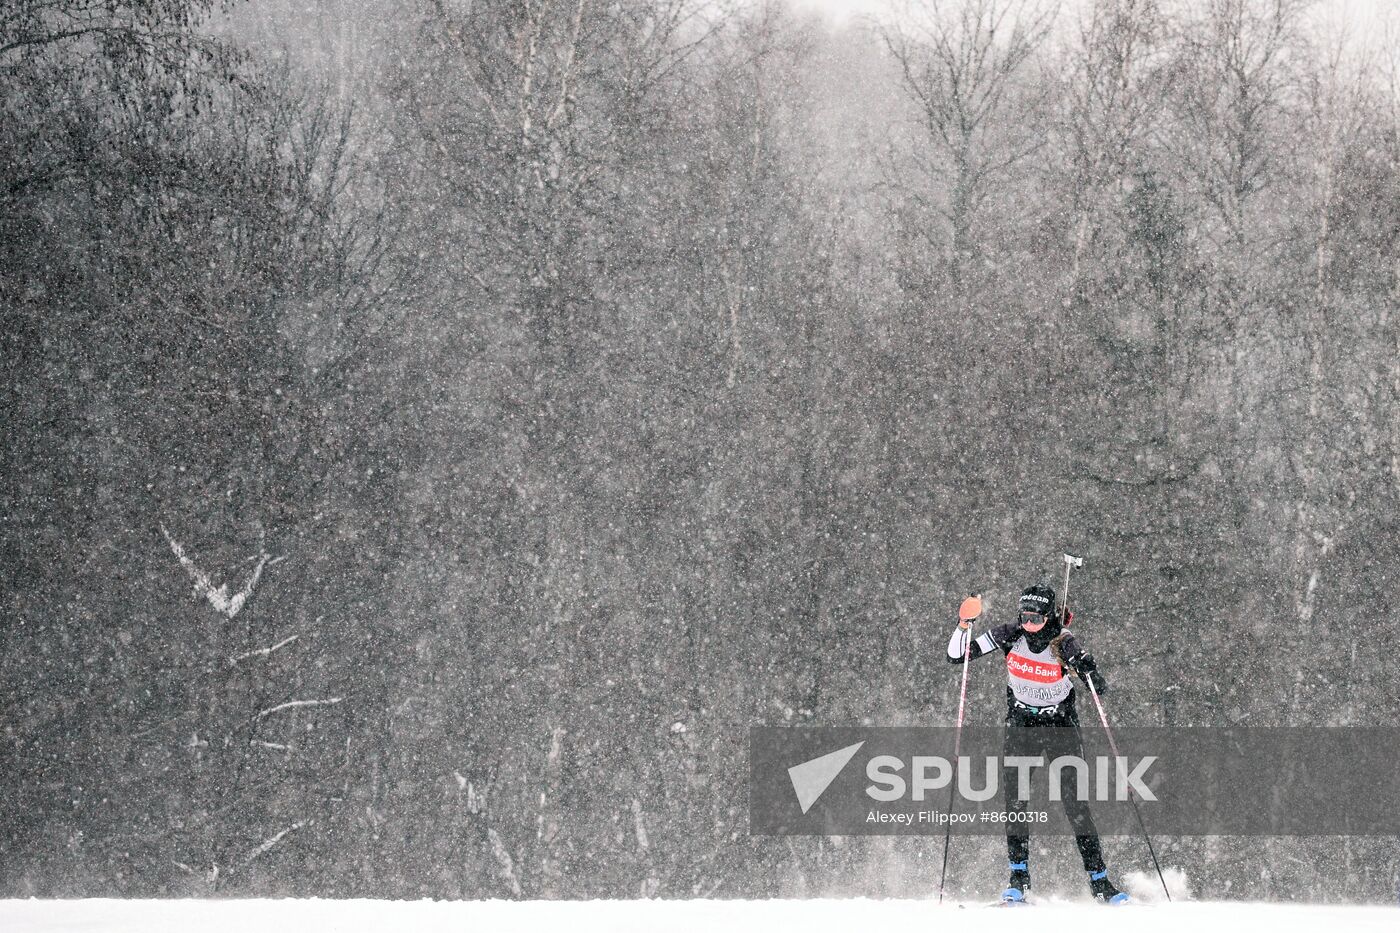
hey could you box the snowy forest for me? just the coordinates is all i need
[4,0,1400,904]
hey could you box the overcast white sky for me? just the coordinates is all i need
[788,0,1398,36]
[788,0,885,21]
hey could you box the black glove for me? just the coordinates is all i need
[1066,649,1107,695]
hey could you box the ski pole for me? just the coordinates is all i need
[1083,675,1172,902]
[1062,554,1172,902]
[938,593,981,904]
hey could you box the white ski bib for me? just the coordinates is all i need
[1005,635,1073,707]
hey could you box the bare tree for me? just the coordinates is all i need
[1166,0,1306,267]
[1061,0,1167,295]
[1284,27,1371,644]
[401,0,728,897]
[881,0,1054,292]
[1383,19,1400,496]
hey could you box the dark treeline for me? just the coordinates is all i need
[4,0,1399,902]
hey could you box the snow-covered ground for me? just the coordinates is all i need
[2,898,1396,933]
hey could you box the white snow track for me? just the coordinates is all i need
[2,898,1396,933]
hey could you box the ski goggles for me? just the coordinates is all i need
[1018,610,1049,630]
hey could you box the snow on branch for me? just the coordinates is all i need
[230,634,301,666]
[161,525,285,619]
[244,820,309,864]
[255,698,344,720]
[487,827,523,897]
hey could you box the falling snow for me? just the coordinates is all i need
[4,0,1400,907]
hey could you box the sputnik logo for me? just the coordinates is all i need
[788,742,865,814]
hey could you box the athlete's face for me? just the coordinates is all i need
[1019,610,1048,633]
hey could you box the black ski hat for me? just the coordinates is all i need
[1018,584,1056,618]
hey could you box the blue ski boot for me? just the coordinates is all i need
[1001,861,1030,904]
[1089,869,1129,904]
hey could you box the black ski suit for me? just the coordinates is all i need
[947,614,1110,872]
